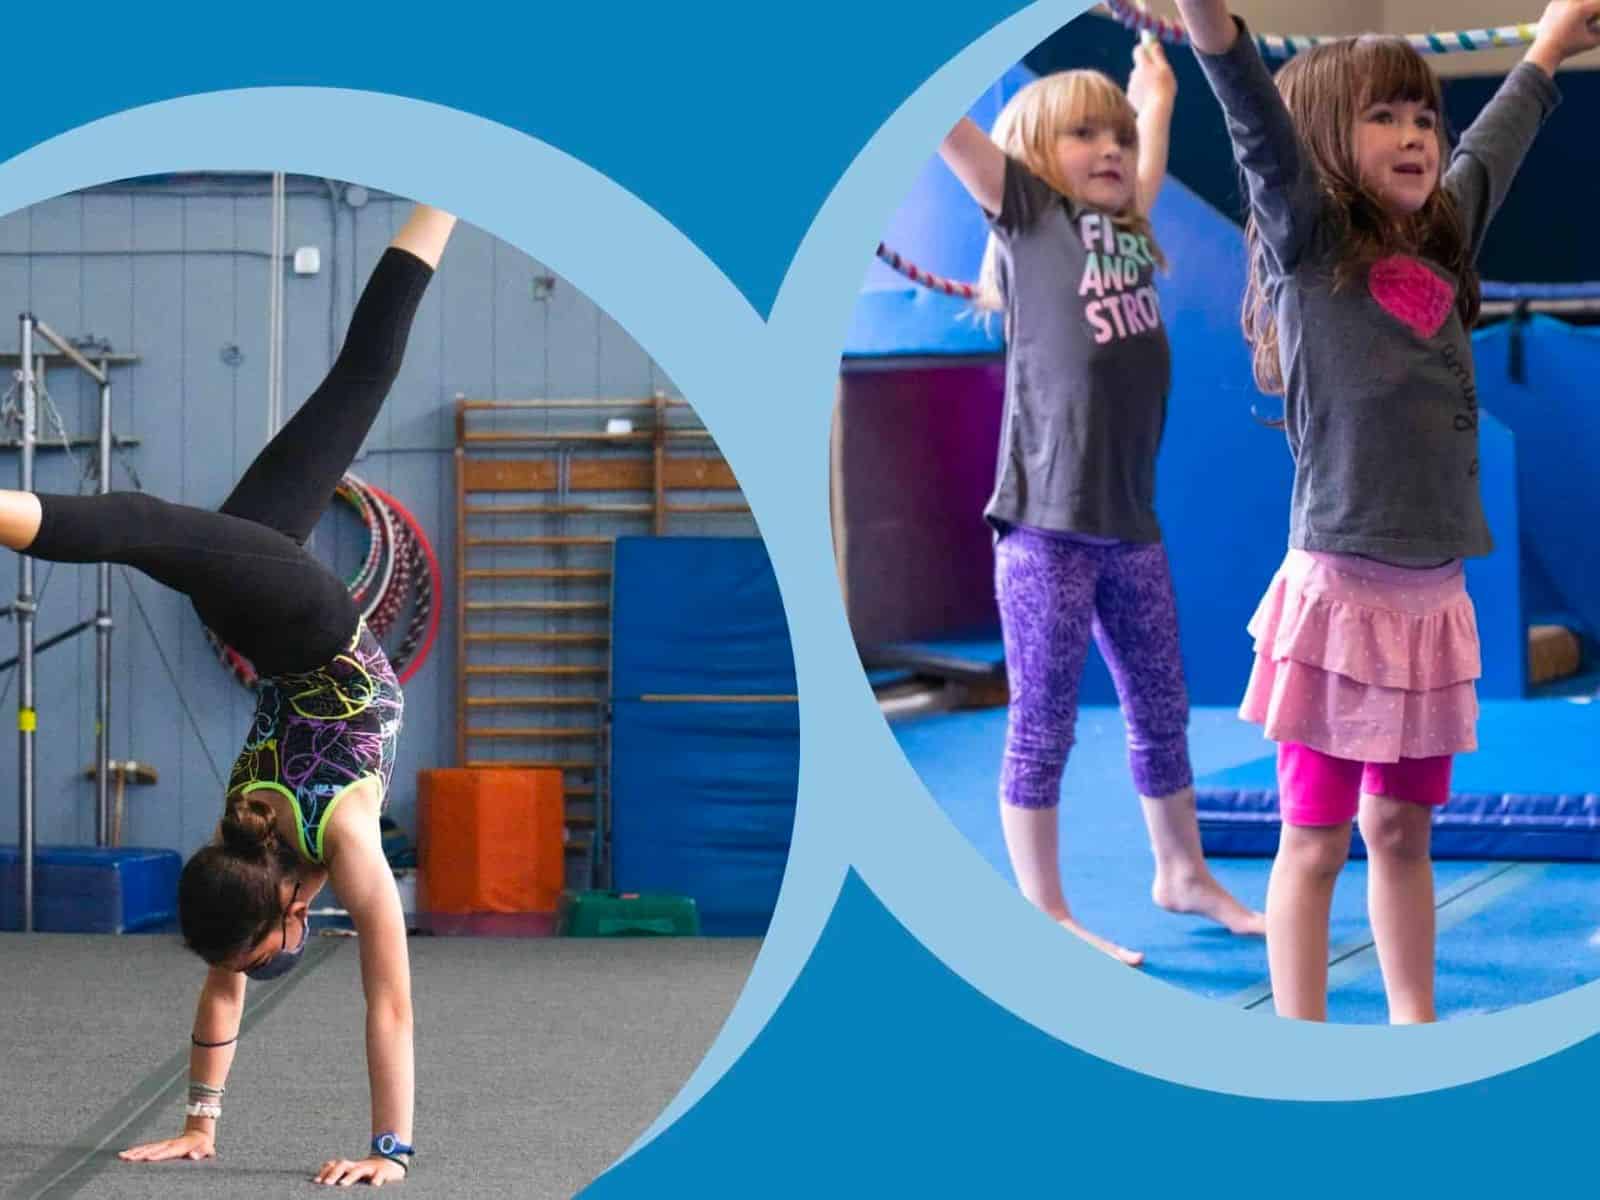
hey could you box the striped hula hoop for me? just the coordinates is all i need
[1101,0,1546,58]
[875,242,980,300]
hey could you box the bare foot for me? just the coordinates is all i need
[1057,916,1145,967]
[1152,870,1266,936]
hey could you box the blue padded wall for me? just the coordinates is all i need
[611,537,795,698]
[609,537,798,934]
[610,700,798,936]
[1474,318,1600,643]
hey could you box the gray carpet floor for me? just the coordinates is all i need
[0,933,759,1198]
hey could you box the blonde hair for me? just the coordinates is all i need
[976,69,1165,311]
[1243,37,1478,395]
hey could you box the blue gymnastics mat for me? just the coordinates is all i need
[0,845,182,932]
[1197,700,1600,860]
[610,537,798,936]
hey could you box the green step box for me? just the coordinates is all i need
[556,889,700,937]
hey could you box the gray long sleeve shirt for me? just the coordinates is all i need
[1196,25,1560,560]
[983,157,1173,542]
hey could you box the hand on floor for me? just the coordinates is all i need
[314,1154,406,1187]
[118,1128,216,1162]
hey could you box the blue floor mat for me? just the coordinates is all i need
[1196,699,1600,859]
[894,704,1600,1020]
[1325,862,1600,1023]
[895,707,1270,999]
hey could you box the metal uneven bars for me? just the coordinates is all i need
[0,619,96,673]
[17,319,36,931]
[96,363,112,846]
[26,316,107,385]
[13,315,119,930]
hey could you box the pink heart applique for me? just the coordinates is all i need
[1369,255,1456,339]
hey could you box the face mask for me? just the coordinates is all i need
[244,882,307,981]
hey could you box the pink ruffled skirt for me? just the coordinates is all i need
[1239,550,1480,762]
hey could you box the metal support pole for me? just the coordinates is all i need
[95,364,112,846]
[17,316,37,931]
[28,318,106,385]
[0,619,96,673]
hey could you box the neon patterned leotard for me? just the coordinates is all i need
[227,622,404,864]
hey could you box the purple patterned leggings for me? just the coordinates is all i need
[996,526,1193,808]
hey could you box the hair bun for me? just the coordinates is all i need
[220,793,281,858]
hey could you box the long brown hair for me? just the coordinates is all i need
[976,69,1166,310]
[1242,37,1479,395]
[178,793,297,965]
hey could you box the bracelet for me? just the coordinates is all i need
[191,1033,238,1048]
[185,1102,223,1120]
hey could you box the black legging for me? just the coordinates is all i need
[24,247,434,677]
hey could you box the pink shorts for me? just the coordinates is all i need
[1278,741,1453,827]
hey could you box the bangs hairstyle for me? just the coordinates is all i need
[1243,36,1478,395]
[975,69,1166,311]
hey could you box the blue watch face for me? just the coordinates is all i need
[375,1134,397,1155]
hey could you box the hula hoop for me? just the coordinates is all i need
[365,482,442,685]
[346,472,400,624]
[1100,0,1545,59]
[335,477,384,602]
[206,473,442,689]
[875,244,980,301]
[875,243,980,300]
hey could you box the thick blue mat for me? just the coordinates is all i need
[1198,700,1600,860]
[610,700,798,937]
[609,537,798,936]
[0,845,181,932]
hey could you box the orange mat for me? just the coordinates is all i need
[417,768,564,913]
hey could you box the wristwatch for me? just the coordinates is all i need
[371,1132,415,1171]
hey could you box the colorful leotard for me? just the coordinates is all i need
[227,622,404,864]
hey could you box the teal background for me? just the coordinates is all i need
[3,2,1599,1195]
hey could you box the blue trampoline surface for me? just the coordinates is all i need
[893,703,1600,1023]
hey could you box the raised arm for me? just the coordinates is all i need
[314,789,415,1187]
[119,967,246,1165]
[1446,1,1591,255]
[1175,0,1237,52]
[389,202,457,269]
[939,115,1008,216]
[1177,0,1325,277]
[1128,39,1177,216]
[1524,0,1600,74]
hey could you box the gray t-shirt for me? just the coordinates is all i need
[1196,25,1560,561]
[984,157,1172,542]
